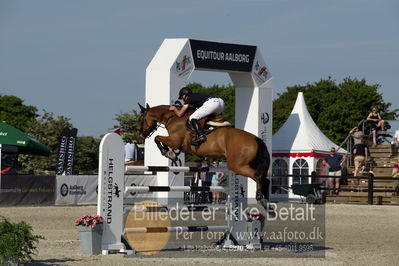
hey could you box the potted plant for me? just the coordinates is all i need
[75,215,103,255]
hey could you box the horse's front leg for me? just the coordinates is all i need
[154,136,180,160]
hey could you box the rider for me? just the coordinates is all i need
[169,87,224,145]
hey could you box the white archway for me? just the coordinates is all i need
[145,38,272,200]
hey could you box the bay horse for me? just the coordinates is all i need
[136,103,270,204]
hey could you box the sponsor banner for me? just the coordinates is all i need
[55,174,157,205]
[172,42,194,78]
[56,127,70,175]
[189,39,257,72]
[55,175,97,205]
[251,49,272,86]
[65,128,78,175]
[0,175,55,206]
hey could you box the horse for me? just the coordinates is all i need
[136,103,271,205]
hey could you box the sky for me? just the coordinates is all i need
[1,0,398,137]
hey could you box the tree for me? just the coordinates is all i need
[112,109,141,142]
[0,95,37,131]
[273,77,398,144]
[19,111,73,172]
[74,136,101,173]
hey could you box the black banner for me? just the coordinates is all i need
[56,127,70,175]
[189,39,257,72]
[65,128,78,175]
[0,175,55,206]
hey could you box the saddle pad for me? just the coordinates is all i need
[207,121,231,127]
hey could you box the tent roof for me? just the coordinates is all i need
[273,92,345,156]
[0,122,51,156]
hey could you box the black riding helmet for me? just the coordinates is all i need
[178,87,192,99]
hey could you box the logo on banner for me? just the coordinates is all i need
[240,184,246,198]
[60,183,87,197]
[174,55,193,77]
[253,61,269,83]
[114,183,121,198]
[60,184,69,197]
[261,112,270,124]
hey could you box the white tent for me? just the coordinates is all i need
[271,92,346,200]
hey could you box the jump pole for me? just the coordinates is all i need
[97,133,250,254]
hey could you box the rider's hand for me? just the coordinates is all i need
[169,106,176,111]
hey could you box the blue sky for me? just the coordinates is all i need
[1,0,398,137]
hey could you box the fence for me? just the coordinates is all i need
[272,171,399,205]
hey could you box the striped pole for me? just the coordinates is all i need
[125,165,228,173]
[125,185,229,193]
[124,225,229,234]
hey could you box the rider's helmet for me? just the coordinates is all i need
[178,87,193,99]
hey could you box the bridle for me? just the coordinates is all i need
[138,107,177,140]
[141,120,160,139]
[139,109,160,139]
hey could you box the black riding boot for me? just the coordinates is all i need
[190,119,206,146]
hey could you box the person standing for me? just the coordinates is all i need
[199,159,212,203]
[211,160,225,204]
[391,129,399,157]
[124,137,137,163]
[323,147,347,195]
[349,126,363,145]
[353,138,369,181]
[392,159,399,196]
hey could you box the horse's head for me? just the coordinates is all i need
[136,103,159,144]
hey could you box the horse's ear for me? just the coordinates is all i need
[138,103,146,113]
[146,103,150,109]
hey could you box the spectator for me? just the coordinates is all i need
[322,147,347,195]
[124,137,137,163]
[392,159,399,196]
[199,159,212,203]
[211,160,225,204]
[353,138,369,181]
[366,107,385,147]
[349,126,363,145]
[391,129,399,157]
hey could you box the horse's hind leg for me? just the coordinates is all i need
[226,162,263,198]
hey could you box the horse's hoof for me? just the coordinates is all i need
[164,150,177,160]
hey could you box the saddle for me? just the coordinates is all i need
[186,117,231,137]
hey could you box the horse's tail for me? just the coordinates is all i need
[250,138,270,199]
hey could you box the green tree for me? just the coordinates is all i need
[0,94,37,131]
[19,111,73,172]
[273,77,398,144]
[74,136,101,173]
[112,109,141,142]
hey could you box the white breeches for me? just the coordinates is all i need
[189,98,225,121]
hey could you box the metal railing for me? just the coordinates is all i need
[272,171,399,205]
[337,119,397,168]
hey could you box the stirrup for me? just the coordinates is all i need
[191,135,206,146]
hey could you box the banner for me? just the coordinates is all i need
[65,128,78,175]
[55,174,157,205]
[55,175,97,205]
[189,39,257,72]
[56,127,70,175]
[0,175,55,206]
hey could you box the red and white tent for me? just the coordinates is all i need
[271,92,345,199]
